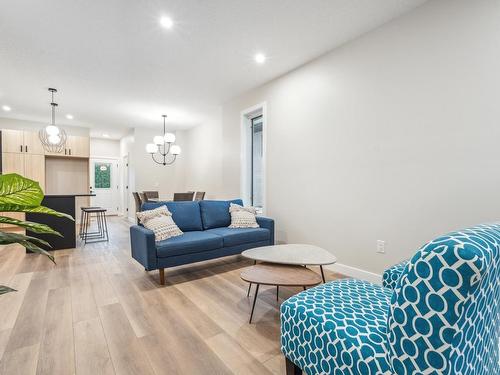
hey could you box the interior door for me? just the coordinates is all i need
[89,158,119,215]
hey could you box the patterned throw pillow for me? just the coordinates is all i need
[136,205,183,241]
[228,203,259,228]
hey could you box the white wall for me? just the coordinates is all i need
[183,0,500,277]
[182,108,225,199]
[90,138,120,158]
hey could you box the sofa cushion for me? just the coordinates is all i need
[156,231,223,258]
[142,201,202,232]
[205,227,270,247]
[199,199,243,230]
[281,279,392,374]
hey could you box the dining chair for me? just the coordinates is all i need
[138,192,147,205]
[132,192,142,213]
[143,191,159,202]
[173,192,195,201]
[194,191,205,201]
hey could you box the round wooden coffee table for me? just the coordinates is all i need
[242,244,337,283]
[240,262,322,323]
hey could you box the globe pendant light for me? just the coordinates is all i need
[39,88,67,153]
[146,115,181,165]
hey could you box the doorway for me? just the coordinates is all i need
[89,158,119,215]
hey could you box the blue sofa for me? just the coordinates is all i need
[281,223,500,374]
[130,199,274,285]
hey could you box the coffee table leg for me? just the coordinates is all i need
[249,284,260,324]
[276,285,279,301]
[247,282,252,297]
[320,265,326,283]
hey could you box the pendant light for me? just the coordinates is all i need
[39,88,67,153]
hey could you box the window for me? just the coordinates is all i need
[251,115,263,208]
[94,163,111,188]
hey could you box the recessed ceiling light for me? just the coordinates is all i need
[66,114,74,120]
[102,133,109,138]
[254,53,266,64]
[160,16,174,29]
[2,105,12,112]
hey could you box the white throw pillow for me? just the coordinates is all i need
[228,203,259,228]
[136,205,183,241]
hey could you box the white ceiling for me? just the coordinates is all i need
[0,0,427,139]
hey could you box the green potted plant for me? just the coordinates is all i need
[0,173,73,295]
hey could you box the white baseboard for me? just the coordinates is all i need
[325,263,382,284]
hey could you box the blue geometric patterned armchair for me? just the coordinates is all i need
[281,224,500,374]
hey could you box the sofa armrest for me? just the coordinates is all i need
[130,225,158,270]
[256,216,275,245]
[382,260,409,289]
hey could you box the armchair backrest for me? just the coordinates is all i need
[386,224,500,374]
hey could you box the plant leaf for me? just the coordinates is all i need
[0,216,62,236]
[0,174,43,209]
[20,206,74,221]
[22,241,56,263]
[0,285,17,295]
[0,231,52,248]
[0,233,55,263]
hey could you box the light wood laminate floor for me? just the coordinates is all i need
[0,217,342,375]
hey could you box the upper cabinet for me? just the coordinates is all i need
[1,129,90,158]
[24,130,45,155]
[66,135,90,158]
[1,129,24,153]
[1,129,46,155]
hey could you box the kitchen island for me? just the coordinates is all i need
[26,194,95,251]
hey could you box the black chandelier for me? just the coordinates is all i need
[146,115,181,165]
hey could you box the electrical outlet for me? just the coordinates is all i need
[377,240,386,254]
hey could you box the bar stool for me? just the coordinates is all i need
[80,207,109,243]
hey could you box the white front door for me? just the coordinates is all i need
[90,158,119,215]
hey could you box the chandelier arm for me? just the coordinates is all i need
[164,154,177,165]
[157,142,172,156]
[164,142,171,155]
[151,153,163,165]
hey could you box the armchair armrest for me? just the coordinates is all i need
[382,260,409,289]
[256,216,275,245]
[130,225,158,270]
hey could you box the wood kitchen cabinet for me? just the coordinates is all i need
[1,129,24,153]
[1,129,45,155]
[0,152,46,228]
[24,154,45,189]
[1,152,45,190]
[0,152,27,228]
[23,130,45,155]
[1,152,24,173]
[66,135,90,157]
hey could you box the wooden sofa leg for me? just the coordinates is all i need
[285,357,301,375]
[159,268,165,285]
